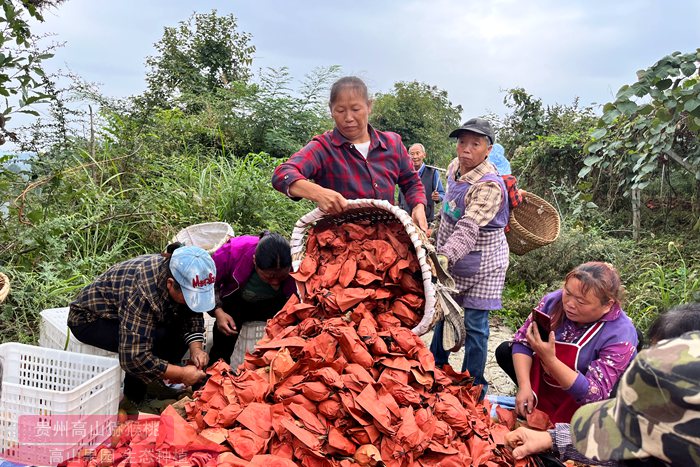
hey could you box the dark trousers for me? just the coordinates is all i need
[208,292,286,365]
[70,319,187,402]
[495,341,519,384]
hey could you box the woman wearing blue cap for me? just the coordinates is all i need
[68,244,216,410]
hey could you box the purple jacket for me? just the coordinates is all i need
[211,235,296,305]
[512,289,638,404]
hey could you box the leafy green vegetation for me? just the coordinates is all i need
[0,9,698,345]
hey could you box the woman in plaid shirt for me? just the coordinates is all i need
[272,76,428,231]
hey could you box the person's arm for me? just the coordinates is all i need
[288,179,348,214]
[119,287,205,387]
[527,323,579,390]
[183,312,207,369]
[505,424,617,466]
[513,352,536,417]
[118,292,170,383]
[271,140,326,200]
[434,170,445,202]
[438,181,502,264]
[570,339,638,404]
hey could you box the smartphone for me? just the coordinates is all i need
[531,309,551,342]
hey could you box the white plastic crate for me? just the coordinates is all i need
[230,321,266,369]
[0,343,121,466]
[39,307,117,358]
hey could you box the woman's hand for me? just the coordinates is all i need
[314,187,349,214]
[178,365,207,386]
[214,308,238,336]
[515,385,535,417]
[411,203,429,232]
[189,346,209,370]
[526,322,557,366]
[505,427,553,460]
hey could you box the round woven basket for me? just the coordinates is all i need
[171,222,235,254]
[0,272,9,304]
[289,199,437,336]
[506,192,561,255]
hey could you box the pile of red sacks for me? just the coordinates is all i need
[66,221,551,466]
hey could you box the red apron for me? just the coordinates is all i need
[530,321,605,423]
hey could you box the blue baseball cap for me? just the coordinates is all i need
[169,246,216,313]
[488,143,511,175]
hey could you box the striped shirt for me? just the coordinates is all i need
[272,125,427,210]
[68,254,204,382]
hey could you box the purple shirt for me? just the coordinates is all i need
[512,289,638,404]
[211,235,296,306]
[271,125,427,210]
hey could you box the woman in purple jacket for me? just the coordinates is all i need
[495,262,638,423]
[208,232,296,365]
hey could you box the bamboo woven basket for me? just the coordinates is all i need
[506,192,561,255]
[0,272,9,304]
[289,199,438,336]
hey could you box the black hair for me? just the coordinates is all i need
[163,242,183,290]
[647,302,700,345]
[255,232,292,270]
[329,76,369,108]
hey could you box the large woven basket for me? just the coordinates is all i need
[0,272,9,304]
[290,199,437,336]
[506,192,561,255]
[171,222,234,254]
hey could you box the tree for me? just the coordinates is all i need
[497,87,546,155]
[144,10,255,109]
[584,49,700,238]
[0,0,64,145]
[370,81,462,168]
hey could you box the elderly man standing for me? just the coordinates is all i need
[429,118,510,398]
[398,143,445,223]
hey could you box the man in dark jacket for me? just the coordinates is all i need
[398,143,445,223]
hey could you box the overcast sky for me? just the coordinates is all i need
[27,0,700,122]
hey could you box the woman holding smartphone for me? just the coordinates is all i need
[495,262,638,423]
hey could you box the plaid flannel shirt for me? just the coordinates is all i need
[272,125,427,210]
[68,255,205,382]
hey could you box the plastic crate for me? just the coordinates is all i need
[230,321,266,368]
[39,308,117,358]
[39,308,216,364]
[0,343,121,466]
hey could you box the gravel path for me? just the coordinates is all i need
[420,315,517,396]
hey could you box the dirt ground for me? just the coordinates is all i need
[420,315,517,396]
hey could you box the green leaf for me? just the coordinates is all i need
[616,100,638,114]
[656,108,673,122]
[583,155,602,167]
[18,109,39,116]
[681,61,697,77]
[602,109,621,124]
[638,104,654,115]
[578,166,592,178]
[27,210,43,223]
[640,162,657,175]
[590,127,607,140]
[615,85,634,100]
[656,78,673,90]
[684,99,700,113]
